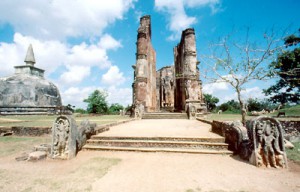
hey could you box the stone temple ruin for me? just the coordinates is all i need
[0,45,62,114]
[132,15,206,119]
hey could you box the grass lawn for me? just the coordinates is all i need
[286,142,300,165]
[0,136,51,157]
[0,114,130,127]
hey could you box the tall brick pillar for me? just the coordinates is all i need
[132,15,157,113]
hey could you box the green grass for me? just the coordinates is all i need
[205,114,253,122]
[206,104,300,122]
[0,114,130,127]
[286,142,300,164]
[279,105,300,116]
[0,136,51,157]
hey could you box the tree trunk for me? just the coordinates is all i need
[236,89,246,125]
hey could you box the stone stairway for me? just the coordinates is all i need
[142,112,188,119]
[83,136,233,154]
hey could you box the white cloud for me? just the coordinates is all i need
[203,78,266,104]
[62,86,96,108]
[240,87,265,101]
[203,81,229,94]
[0,0,136,40]
[0,33,123,85]
[101,65,126,86]
[107,87,132,106]
[155,0,220,40]
[60,66,91,84]
[99,34,122,50]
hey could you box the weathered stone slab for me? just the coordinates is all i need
[27,151,47,161]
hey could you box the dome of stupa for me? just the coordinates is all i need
[0,44,62,109]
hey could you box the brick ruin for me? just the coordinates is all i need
[132,15,157,113]
[132,15,206,119]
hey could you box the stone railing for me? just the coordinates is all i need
[205,116,288,168]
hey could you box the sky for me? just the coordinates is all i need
[0,0,299,108]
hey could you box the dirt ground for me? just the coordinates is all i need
[0,119,299,192]
[0,150,299,192]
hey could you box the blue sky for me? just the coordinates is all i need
[0,0,299,108]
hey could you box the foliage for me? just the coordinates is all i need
[202,28,283,124]
[108,103,124,115]
[264,32,300,104]
[74,108,87,114]
[218,100,240,113]
[204,94,219,111]
[286,142,300,164]
[83,90,109,114]
[246,98,276,112]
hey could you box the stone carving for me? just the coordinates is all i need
[249,116,287,168]
[185,80,199,100]
[134,103,145,119]
[186,101,207,120]
[51,115,96,159]
[163,77,174,107]
[51,116,75,159]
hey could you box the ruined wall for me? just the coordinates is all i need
[173,28,205,112]
[133,15,157,112]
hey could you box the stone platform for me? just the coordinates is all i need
[83,119,232,154]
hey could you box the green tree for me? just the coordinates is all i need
[74,108,87,114]
[219,100,240,113]
[246,98,276,112]
[264,32,300,104]
[204,94,219,111]
[109,103,124,114]
[83,90,109,114]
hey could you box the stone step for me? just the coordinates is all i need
[90,136,225,143]
[82,145,233,155]
[142,112,188,119]
[86,139,229,150]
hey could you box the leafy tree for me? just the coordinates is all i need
[74,108,87,114]
[246,98,276,112]
[202,29,283,124]
[83,90,108,114]
[219,100,240,113]
[264,32,300,104]
[109,103,124,114]
[204,94,219,111]
[247,98,263,112]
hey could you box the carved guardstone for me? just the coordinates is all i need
[51,116,77,159]
[249,116,288,168]
[51,115,96,160]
